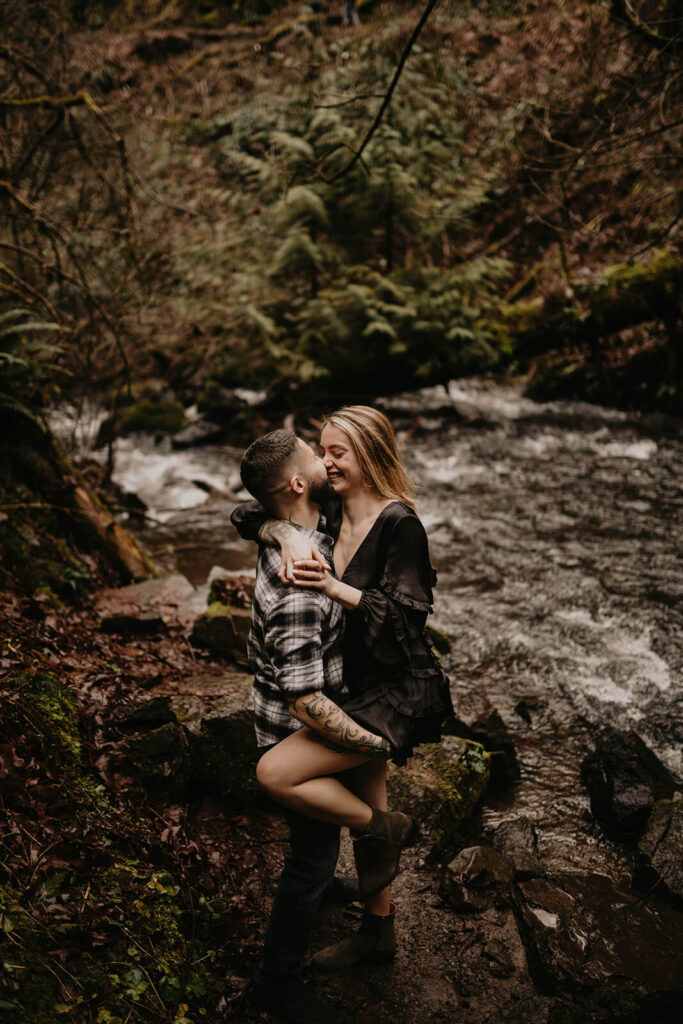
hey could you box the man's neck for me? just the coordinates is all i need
[277,500,320,532]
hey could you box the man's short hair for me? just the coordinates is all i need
[240,429,299,510]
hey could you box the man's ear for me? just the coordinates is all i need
[289,473,305,495]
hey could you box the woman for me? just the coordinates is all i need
[238,406,454,969]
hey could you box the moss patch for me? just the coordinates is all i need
[388,736,491,852]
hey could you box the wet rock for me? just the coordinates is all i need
[513,873,683,998]
[190,602,251,665]
[441,845,514,913]
[95,574,206,630]
[99,611,167,636]
[493,816,544,880]
[387,736,490,852]
[171,420,225,450]
[633,798,683,906]
[157,670,258,800]
[581,728,676,841]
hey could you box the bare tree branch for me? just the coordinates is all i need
[329,0,441,181]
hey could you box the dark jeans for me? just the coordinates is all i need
[254,802,340,984]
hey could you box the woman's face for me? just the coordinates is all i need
[319,423,364,496]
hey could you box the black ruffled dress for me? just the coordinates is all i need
[333,501,454,765]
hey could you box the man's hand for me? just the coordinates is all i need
[258,520,330,584]
[288,690,391,759]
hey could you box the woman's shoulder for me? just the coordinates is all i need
[381,501,426,537]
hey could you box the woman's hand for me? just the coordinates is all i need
[292,564,362,610]
[277,536,329,585]
[292,561,339,598]
[259,519,330,583]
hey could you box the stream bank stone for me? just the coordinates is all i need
[633,798,683,906]
[387,736,490,852]
[581,728,676,841]
[189,602,251,665]
[95,574,206,629]
[157,670,258,800]
[513,873,683,999]
[116,673,258,801]
[493,816,544,880]
[441,845,515,913]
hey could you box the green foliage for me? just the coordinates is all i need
[204,49,511,395]
[0,308,64,428]
[118,399,186,435]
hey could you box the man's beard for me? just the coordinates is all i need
[309,475,336,506]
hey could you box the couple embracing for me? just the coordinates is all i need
[231,406,454,1024]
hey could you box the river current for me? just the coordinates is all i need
[54,379,683,880]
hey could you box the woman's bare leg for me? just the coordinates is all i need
[256,727,375,831]
[349,759,392,916]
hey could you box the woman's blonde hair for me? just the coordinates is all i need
[324,405,417,509]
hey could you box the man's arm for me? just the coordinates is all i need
[288,690,390,758]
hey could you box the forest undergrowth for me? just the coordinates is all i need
[0,579,281,1023]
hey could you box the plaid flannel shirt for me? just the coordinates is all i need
[248,525,345,748]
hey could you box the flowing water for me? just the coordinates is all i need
[55,380,683,884]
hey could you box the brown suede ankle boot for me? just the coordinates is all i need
[311,903,397,972]
[353,808,413,897]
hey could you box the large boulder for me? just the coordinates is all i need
[111,672,259,802]
[157,670,258,801]
[189,602,251,665]
[441,845,515,913]
[513,873,683,999]
[633,798,683,906]
[387,736,490,852]
[580,728,675,841]
[95,574,206,630]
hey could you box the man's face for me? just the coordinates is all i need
[296,438,333,505]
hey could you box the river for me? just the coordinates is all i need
[54,378,683,885]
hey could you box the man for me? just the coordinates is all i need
[239,430,391,1024]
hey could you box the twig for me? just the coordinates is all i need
[328,0,441,181]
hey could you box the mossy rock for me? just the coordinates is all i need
[388,736,491,852]
[179,672,258,801]
[97,400,186,444]
[23,673,82,768]
[157,670,258,800]
[190,602,251,665]
[119,399,185,435]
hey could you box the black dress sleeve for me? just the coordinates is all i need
[348,512,436,665]
[230,499,267,541]
[230,494,342,542]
